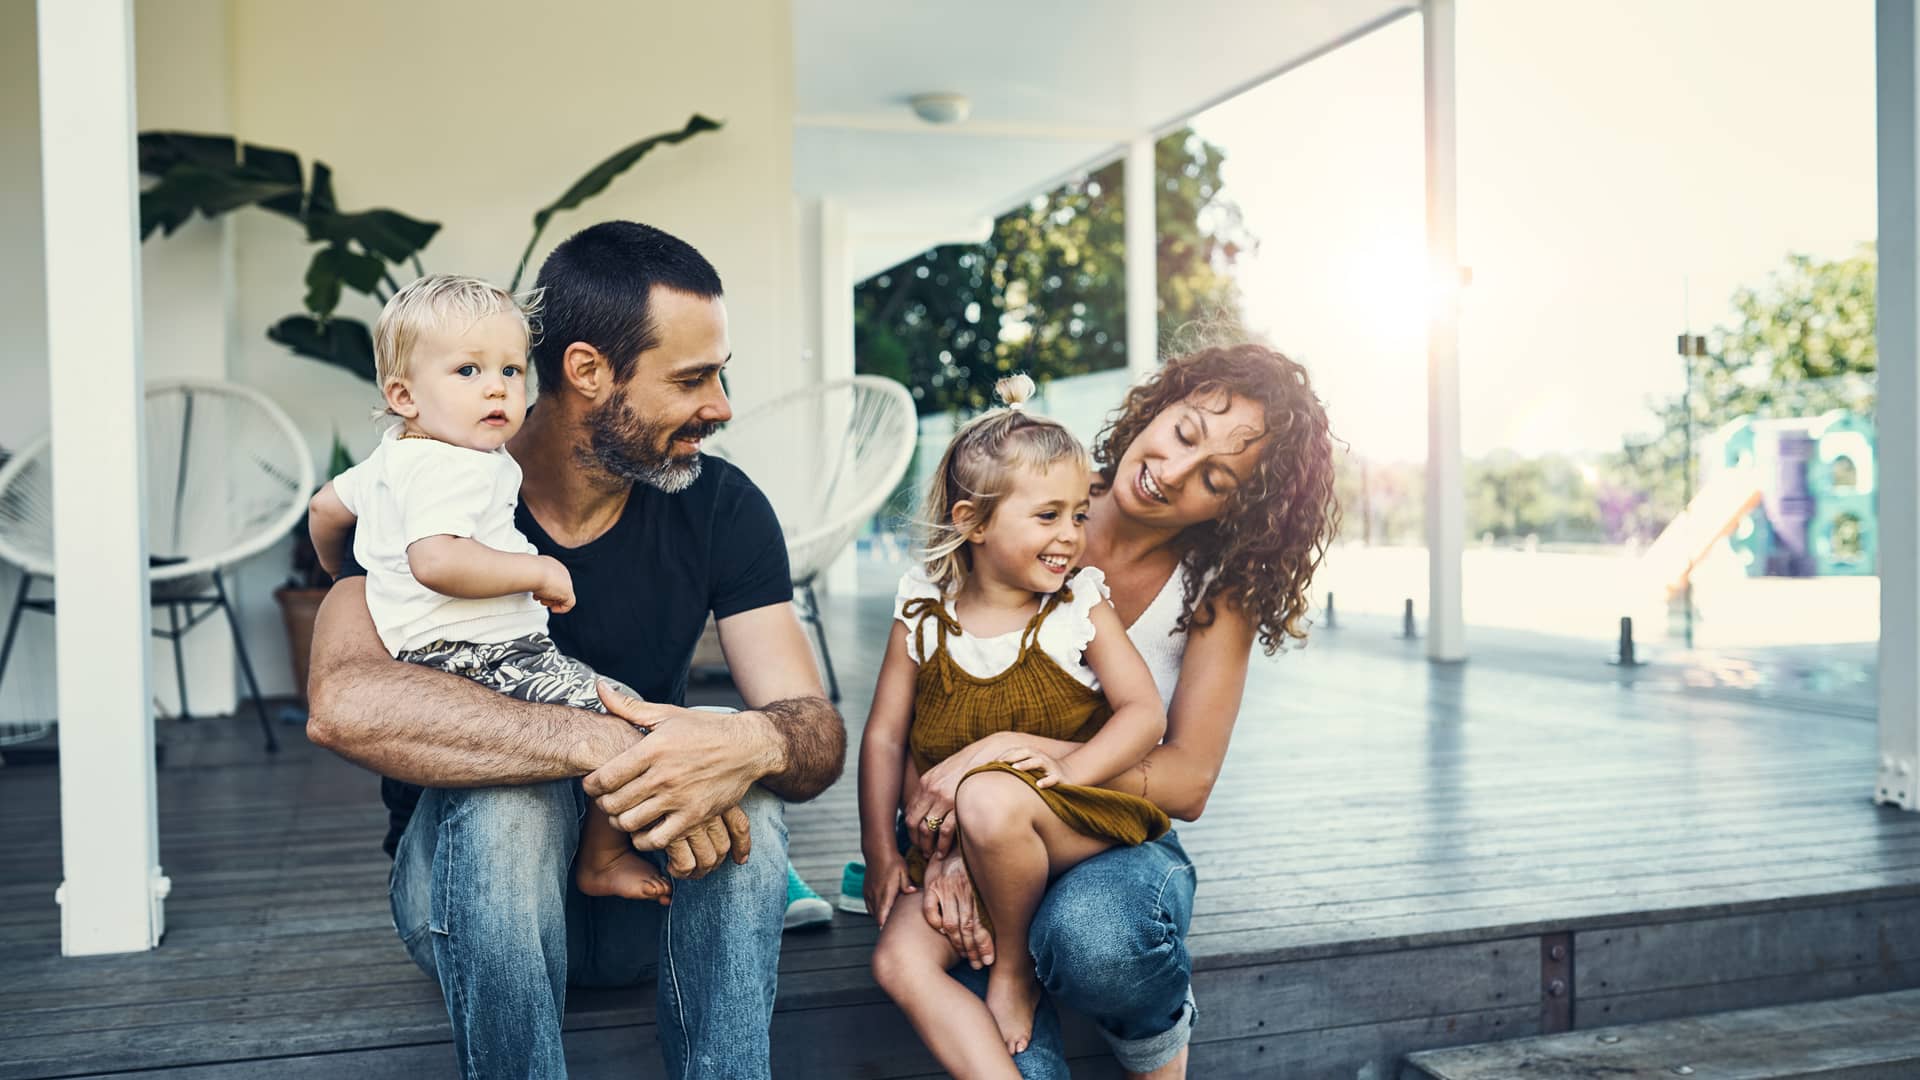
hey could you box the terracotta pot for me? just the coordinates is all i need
[274,585,330,704]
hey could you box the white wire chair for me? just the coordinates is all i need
[705,375,918,701]
[0,379,315,751]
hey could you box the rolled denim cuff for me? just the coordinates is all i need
[1103,983,1197,1073]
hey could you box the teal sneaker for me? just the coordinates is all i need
[783,863,833,931]
[836,861,868,915]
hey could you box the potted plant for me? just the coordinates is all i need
[138,116,722,699]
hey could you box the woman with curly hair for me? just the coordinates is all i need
[899,342,1340,1079]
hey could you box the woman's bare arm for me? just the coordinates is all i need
[304,577,639,785]
[1104,602,1254,819]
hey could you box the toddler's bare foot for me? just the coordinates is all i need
[576,848,672,904]
[986,963,1042,1056]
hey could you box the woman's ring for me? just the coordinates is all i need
[924,815,945,831]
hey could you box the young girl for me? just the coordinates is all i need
[306,274,668,905]
[858,375,1171,1076]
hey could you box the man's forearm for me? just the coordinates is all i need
[749,695,845,802]
[305,581,637,786]
[311,657,637,786]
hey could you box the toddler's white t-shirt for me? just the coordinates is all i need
[330,426,549,656]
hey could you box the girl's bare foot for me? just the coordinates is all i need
[985,963,1042,1056]
[576,849,672,903]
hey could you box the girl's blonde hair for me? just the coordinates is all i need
[919,374,1091,593]
[373,275,541,411]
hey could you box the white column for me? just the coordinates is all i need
[1878,0,1920,811]
[1423,0,1467,663]
[818,199,855,386]
[1125,135,1158,381]
[38,0,166,953]
[815,198,861,597]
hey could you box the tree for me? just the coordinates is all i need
[1606,245,1876,542]
[856,128,1252,414]
[1704,246,1877,419]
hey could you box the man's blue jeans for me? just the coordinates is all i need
[952,830,1199,1078]
[389,778,788,1078]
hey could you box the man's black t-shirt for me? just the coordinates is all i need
[377,455,791,856]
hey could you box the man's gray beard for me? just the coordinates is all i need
[586,398,705,493]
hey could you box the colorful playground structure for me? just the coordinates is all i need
[1644,411,1878,597]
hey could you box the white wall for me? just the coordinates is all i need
[0,0,53,724]
[2,0,240,722]
[227,0,801,462]
[2,0,801,716]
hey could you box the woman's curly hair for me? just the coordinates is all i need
[1093,343,1340,655]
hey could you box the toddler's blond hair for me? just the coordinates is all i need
[373,275,539,392]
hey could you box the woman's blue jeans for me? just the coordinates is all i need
[957,829,1199,1077]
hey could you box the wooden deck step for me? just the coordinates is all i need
[1402,989,1920,1080]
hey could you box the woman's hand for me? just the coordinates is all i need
[999,744,1072,788]
[906,732,1010,858]
[921,856,994,969]
[863,852,917,926]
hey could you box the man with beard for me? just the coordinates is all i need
[305,221,846,1079]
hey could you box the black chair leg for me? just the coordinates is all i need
[167,601,193,721]
[213,571,276,752]
[0,573,29,701]
[800,582,841,704]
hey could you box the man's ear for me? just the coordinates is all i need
[383,378,418,419]
[562,343,613,400]
[952,500,986,543]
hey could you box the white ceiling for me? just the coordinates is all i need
[791,0,1417,278]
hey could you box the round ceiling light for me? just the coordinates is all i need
[909,93,971,125]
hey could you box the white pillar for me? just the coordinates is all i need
[1877,0,1920,811]
[1423,0,1467,663]
[1125,135,1158,381]
[814,198,861,597]
[818,199,854,386]
[38,0,166,953]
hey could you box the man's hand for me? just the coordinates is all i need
[650,805,754,878]
[583,681,782,851]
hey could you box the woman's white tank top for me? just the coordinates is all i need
[1123,563,1191,708]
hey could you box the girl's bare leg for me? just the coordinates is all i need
[872,897,1023,1079]
[955,771,1114,1055]
[574,812,671,902]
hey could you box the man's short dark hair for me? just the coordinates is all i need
[530,221,725,390]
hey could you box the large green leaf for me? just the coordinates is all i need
[307,208,440,265]
[509,114,722,290]
[303,245,388,318]
[140,164,302,239]
[307,162,337,217]
[138,132,240,175]
[245,144,306,220]
[267,314,376,384]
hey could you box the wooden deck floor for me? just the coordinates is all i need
[1,579,1915,1078]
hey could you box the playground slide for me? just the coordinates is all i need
[1641,468,1762,597]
